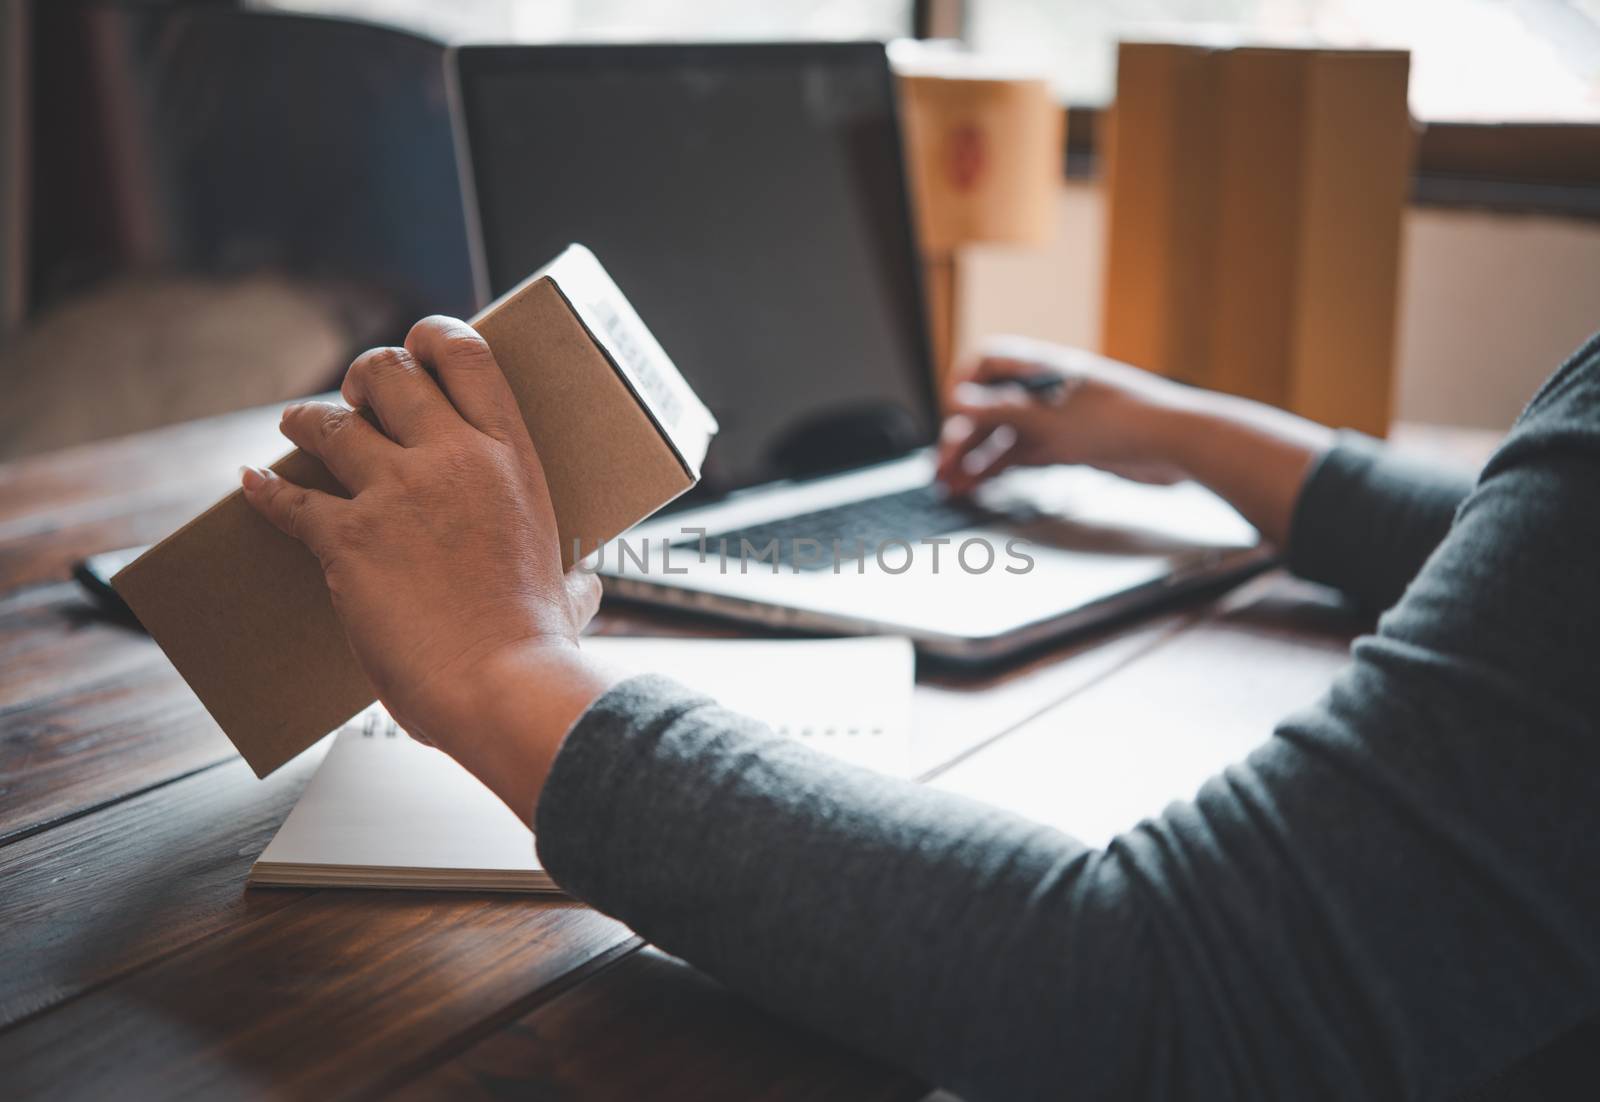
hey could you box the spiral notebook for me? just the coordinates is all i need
[249,636,915,892]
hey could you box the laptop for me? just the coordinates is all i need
[449,42,1268,662]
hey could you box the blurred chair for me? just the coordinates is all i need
[3,4,476,459]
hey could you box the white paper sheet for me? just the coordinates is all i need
[252,635,915,890]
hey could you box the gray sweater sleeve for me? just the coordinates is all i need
[1287,431,1476,612]
[535,334,1600,1101]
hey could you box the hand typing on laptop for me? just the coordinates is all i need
[937,336,1334,547]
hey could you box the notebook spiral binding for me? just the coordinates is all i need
[773,725,885,737]
[358,714,884,741]
[359,711,402,739]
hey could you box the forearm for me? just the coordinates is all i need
[1283,432,1476,612]
[1157,390,1335,548]
[534,644,1600,1102]
[532,361,1600,1096]
[446,643,624,826]
[534,677,1168,1101]
[1150,391,1475,609]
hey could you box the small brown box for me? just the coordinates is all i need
[114,245,716,777]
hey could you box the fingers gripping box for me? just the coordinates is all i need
[113,245,717,777]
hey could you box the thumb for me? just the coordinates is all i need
[564,568,603,627]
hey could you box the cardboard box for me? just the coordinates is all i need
[1100,44,1412,436]
[114,244,716,777]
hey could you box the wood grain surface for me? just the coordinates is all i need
[394,948,928,1102]
[0,755,319,1029]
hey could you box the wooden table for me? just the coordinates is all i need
[0,404,1487,1099]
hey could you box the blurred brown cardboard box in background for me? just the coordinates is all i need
[1101,43,1413,437]
[114,244,716,778]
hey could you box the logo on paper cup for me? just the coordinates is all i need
[943,122,986,191]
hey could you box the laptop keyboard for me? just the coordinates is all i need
[676,484,991,569]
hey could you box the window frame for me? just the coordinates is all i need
[938,0,1600,221]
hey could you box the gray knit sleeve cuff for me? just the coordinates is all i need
[1287,431,1474,612]
[532,673,717,897]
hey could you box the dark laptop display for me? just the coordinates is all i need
[452,43,939,504]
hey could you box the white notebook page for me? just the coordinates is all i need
[254,636,915,884]
[582,634,915,777]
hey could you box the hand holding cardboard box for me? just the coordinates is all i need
[114,245,717,777]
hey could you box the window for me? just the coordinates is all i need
[252,0,914,45]
[967,0,1600,123]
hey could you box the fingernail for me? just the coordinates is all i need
[239,465,268,491]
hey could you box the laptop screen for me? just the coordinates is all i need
[453,43,939,504]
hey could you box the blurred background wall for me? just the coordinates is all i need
[962,183,1600,429]
[2,0,1597,457]
[1,0,478,459]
